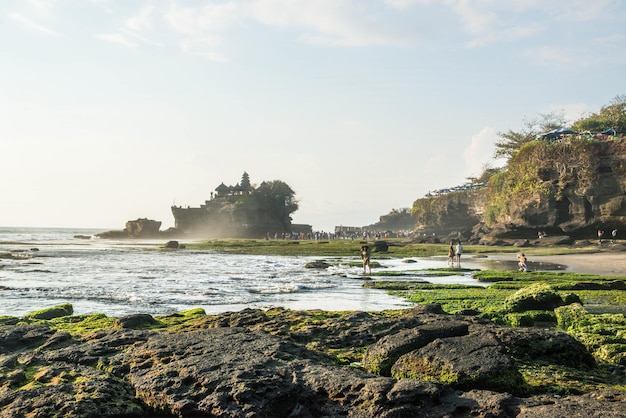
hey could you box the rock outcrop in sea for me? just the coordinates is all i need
[1,305,623,417]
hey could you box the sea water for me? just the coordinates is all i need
[0,227,483,317]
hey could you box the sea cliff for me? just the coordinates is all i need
[411,138,626,242]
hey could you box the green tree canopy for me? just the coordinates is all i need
[493,111,566,160]
[254,180,299,228]
[572,94,626,133]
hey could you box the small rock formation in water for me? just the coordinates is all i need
[97,218,164,239]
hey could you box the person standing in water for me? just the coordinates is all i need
[447,242,455,267]
[455,242,463,268]
[360,245,371,274]
[517,253,528,272]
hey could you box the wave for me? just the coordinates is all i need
[247,283,301,294]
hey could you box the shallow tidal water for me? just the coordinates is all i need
[0,227,525,318]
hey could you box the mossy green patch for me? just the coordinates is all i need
[519,361,626,395]
[555,304,626,365]
[381,284,510,317]
[0,316,20,325]
[504,283,568,312]
[504,310,556,327]
[49,313,116,335]
[23,303,74,320]
[156,308,207,329]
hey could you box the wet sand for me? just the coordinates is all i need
[529,252,626,276]
[484,251,626,276]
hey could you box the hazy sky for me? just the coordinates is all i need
[2,1,625,231]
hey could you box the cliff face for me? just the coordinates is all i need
[412,139,626,240]
[411,189,488,238]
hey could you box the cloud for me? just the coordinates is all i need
[28,0,56,13]
[66,0,626,63]
[545,102,594,125]
[523,45,590,70]
[8,13,61,36]
[121,28,165,48]
[248,0,416,47]
[463,126,500,176]
[125,5,155,31]
[540,0,620,22]
[95,33,137,48]
[165,2,241,35]
[465,22,541,48]
[179,37,230,63]
[383,0,434,10]
[452,0,498,35]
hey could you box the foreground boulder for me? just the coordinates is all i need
[362,319,469,376]
[0,306,623,417]
[391,331,524,393]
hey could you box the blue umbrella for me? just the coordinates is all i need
[540,127,577,139]
[601,128,620,135]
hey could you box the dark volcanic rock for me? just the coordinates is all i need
[125,218,162,237]
[517,390,626,417]
[304,260,331,269]
[114,313,159,329]
[165,240,180,249]
[0,325,57,353]
[362,319,469,376]
[106,328,310,417]
[391,331,525,393]
[0,308,622,417]
[493,326,595,368]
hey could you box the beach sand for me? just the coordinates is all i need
[486,251,626,276]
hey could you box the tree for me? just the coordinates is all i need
[466,163,504,184]
[572,94,626,133]
[494,111,566,160]
[254,180,299,229]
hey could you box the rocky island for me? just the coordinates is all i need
[171,172,310,238]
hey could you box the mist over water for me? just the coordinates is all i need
[0,227,482,318]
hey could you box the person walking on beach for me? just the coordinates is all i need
[360,245,371,274]
[447,242,455,267]
[612,229,617,244]
[455,242,463,268]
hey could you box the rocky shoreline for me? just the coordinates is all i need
[1,304,624,417]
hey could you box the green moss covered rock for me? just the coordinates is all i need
[23,304,74,320]
[504,283,575,313]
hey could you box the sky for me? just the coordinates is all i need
[1,0,625,232]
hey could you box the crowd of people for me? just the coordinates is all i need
[266,229,413,241]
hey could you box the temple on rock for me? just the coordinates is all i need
[171,172,308,238]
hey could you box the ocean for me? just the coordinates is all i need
[0,227,483,318]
